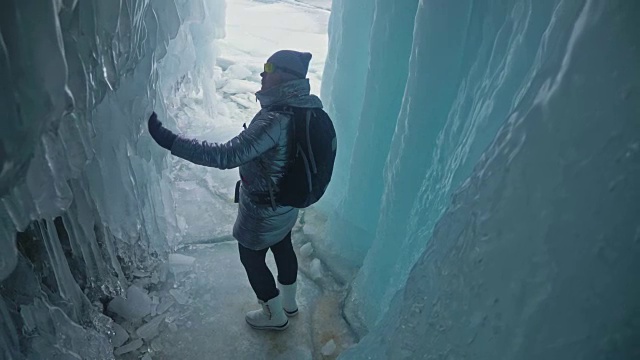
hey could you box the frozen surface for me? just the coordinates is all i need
[325,0,419,265]
[114,339,144,356]
[300,242,314,257]
[0,0,332,358]
[0,0,225,358]
[108,286,153,321]
[3,0,636,358]
[309,258,323,280]
[152,238,354,359]
[135,314,166,340]
[317,0,640,358]
[110,323,130,348]
[319,0,375,209]
[322,339,337,356]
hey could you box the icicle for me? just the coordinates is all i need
[38,219,89,321]
[0,295,20,358]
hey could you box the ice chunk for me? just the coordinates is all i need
[168,323,178,332]
[169,254,196,274]
[151,338,164,352]
[169,254,196,266]
[114,339,143,356]
[321,339,336,356]
[107,297,131,319]
[224,64,252,80]
[169,289,190,305]
[17,298,112,359]
[0,218,18,282]
[133,270,150,278]
[158,263,170,283]
[107,285,152,320]
[110,322,129,348]
[133,277,152,289]
[150,295,160,316]
[230,94,257,109]
[309,259,323,280]
[221,79,258,95]
[157,297,176,314]
[136,314,166,340]
[300,243,314,257]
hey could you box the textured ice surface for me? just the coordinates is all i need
[110,322,129,348]
[319,0,375,209]
[321,339,337,356]
[108,285,152,321]
[4,0,636,359]
[320,0,640,358]
[19,298,113,359]
[300,242,314,257]
[136,314,166,340]
[169,289,191,305]
[168,254,196,276]
[325,0,419,266]
[0,0,225,357]
[309,258,323,280]
[154,240,354,359]
[156,297,176,315]
[114,339,144,356]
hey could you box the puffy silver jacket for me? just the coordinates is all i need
[171,79,323,250]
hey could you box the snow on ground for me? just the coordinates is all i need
[220,0,330,94]
[170,0,331,244]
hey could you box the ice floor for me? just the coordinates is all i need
[110,1,350,358]
[156,241,323,360]
[112,218,355,360]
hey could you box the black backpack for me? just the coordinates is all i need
[270,105,337,208]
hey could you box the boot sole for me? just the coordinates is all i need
[246,319,289,331]
[284,308,298,317]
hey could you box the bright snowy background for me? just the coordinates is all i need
[169,0,331,245]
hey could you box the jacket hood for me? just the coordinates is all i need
[256,79,323,109]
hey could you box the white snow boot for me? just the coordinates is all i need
[245,293,289,331]
[279,281,298,317]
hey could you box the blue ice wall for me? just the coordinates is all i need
[341,1,640,357]
[323,0,640,348]
[325,0,420,266]
[0,0,224,358]
[320,0,375,208]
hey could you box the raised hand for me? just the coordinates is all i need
[148,112,177,150]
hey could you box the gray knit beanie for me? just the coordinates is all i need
[267,50,312,79]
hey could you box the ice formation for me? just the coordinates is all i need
[1,0,639,358]
[320,0,640,358]
[0,0,224,358]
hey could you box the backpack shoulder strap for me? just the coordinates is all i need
[266,105,295,113]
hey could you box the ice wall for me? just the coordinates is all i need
[321,0,640,352]
[319,0,375,208]
[0,0,224,358]
[325,0,419,266]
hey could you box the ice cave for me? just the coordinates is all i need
[1,0,639,359]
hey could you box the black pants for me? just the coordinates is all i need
[238,232,298,302]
